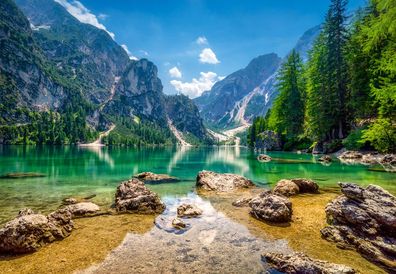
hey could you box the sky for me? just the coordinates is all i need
[55,0,367,98]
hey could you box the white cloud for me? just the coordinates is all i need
[218,76,226,81]
[169,67,182,78]
[199,48,220,64]
[139,50,149,56]
[196,36,208,45]
[54,0,115,39]
[170,71,222,98]
[121,44,138,61]
[98,13,108,20]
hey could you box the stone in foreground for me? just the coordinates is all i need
[257,154,272,162]
[196,171,255,192]
[232,197,253,207]
[273,178,319,196]
[172,217,186,229]
[321,183,396,272]
[64,202,101,217]
[263,252,355,274]
[318,155,332,163]
[177,204,203,217]
[133,172,180,184]
[249,191,292,223]
[115,179,165,214]
[0,208,73,254]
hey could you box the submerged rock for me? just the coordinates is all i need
[115,179,165,214]
[0,172,46,179]
[232,197,253,207]
[318,155,332,163]
[133,172,180,184]
[177,204,203,217]
[263,252,356,274]
[273,178,319,197]
[257,154,272,163]
[196,171,255,192]
[0,208,73,254]
[249,191,292,223]
[64,202,101,218]
[321,183,396,272]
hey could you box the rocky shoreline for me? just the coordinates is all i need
[0,170,394,273]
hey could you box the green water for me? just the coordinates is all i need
[0,145,395,224]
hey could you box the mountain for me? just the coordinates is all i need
[194,53,281,128]
[194,26,321,129]
[0,0,210,145]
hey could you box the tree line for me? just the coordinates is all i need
[248,0,395,153]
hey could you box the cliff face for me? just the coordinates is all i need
[0,0,209,145]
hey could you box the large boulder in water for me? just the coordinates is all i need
[249,191,292,223]
[263,252,355,274]
[196,171,255,192]
[321,183,396,272]
[133,172,180,184]
[115,179,165,214]
[273,178,319,197]
[257,154,271,162]
[0,208,73,254]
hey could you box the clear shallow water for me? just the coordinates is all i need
[0,145,395,224]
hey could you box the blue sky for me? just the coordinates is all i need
[56,0,366,98]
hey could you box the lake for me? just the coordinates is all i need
[0,145,394,273]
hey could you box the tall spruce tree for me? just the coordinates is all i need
[268,50,305,141]
[305,0,349,141]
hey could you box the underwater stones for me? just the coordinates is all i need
[257,154,272,163]
[196,171,255,192]
[115,178,165,214]
[319,155,332,163]
[273,178,319,197]
[133,172,180,184]
[263,252,356,274]
[64,202,101,218]
[321,183,396,271]
[177,204,203,217]
[232,197,253,207]
[0,172,46,179]
[0,208,73,254]
[249,191,292,223]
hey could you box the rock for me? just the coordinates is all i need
[257,154,272,162]
[338,151,363,162]
[249,191,292,223]
[172,218,186,229]
[360,153,379,165]
[0,208,73,254]
[381,154,396,165]
[196,171,255,192]
[273,180,300,196]
[0,172,46,179]
[321,183,396,272]
[273,178,319,196]
[318,155,332,163]
[177,204,203,217]
[263,252,356,274]
[133,172,180,184]
[62,198,78,205]
[63,202,100,217]
[232,197,253,207]
[115,179,165,214]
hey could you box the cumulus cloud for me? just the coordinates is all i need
[54,0,115,39]
[121,44,138,61]
[199,48,220,64]
[169,67,182,78]
[196,36,208,45]
[170,71,222,98]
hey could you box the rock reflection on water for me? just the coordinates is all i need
[82,193,291,274]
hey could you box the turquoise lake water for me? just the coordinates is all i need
[0,145,395,224]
